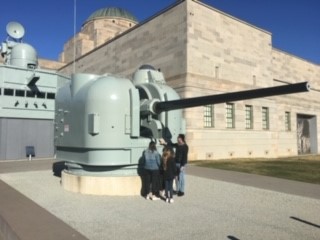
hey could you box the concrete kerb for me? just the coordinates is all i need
[0,179,88,240]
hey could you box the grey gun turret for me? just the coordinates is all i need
[55,65,309,175]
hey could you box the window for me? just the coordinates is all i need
[36,92,46,99]
[4,89,14,96]
[26,91,36,98]
[226,103,235,128]
[285,111,291,131]
[47,92,55,99]
[245,105,253,129]
[262,107,269,130]
[1,88,55,99]
[204,105,214,128]
[215,66,219,79]
[15,90,25,97]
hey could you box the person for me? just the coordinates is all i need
[161,147,176,203]
[158,148,166,198]
[160,134,189,197]
[143,141,161,200]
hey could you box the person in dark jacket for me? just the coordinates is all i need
[161,147,176,203]
[160,134,189,197]
[143,141,161,200]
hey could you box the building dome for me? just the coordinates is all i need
[85,7,138,24]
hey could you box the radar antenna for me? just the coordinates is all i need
[6,21,25,41]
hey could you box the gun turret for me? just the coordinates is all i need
[55,65,311,177]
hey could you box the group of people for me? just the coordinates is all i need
[142,134,189,203]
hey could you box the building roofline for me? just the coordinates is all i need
[59,0,186,71]
[272,47,320,66]
[82,16,138,27]
[193,0,271,35]
[60,0,320,71]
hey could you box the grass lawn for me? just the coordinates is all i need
[194,155,320,184]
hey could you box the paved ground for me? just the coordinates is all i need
[0,159,319,240]
[0,160,87,240]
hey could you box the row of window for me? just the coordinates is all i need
[204,104,291,131]
[111,20,133,27]
[0,88,55,99]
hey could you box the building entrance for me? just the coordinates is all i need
[297,114,318,154]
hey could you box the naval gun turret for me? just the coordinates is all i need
[55,65,309,183]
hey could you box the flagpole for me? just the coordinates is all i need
[73,0,77,74]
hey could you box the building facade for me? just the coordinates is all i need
[59,7,138,63]
[55,0,319,160]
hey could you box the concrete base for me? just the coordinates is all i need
[61,170,142,196]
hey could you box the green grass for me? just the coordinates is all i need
[194,155,320,184]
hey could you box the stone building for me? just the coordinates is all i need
[59,7,138,63]
[57,0,319,160]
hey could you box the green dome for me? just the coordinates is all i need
[85,7,138,23]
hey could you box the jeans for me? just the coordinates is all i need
[144,169,160,196]
[175,163,186,193]
[165,178,174,198]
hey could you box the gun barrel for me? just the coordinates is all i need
[154,82,310,113]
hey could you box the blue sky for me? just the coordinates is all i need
[0,0,319,64]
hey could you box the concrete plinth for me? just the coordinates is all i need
[61,170,142,196]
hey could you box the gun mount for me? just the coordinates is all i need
[55,65,309,179]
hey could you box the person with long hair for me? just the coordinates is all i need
[160,134,189,197]
[143,141,161,200]
[161,147,176,203]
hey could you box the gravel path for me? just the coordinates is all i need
[0,170,319,240]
